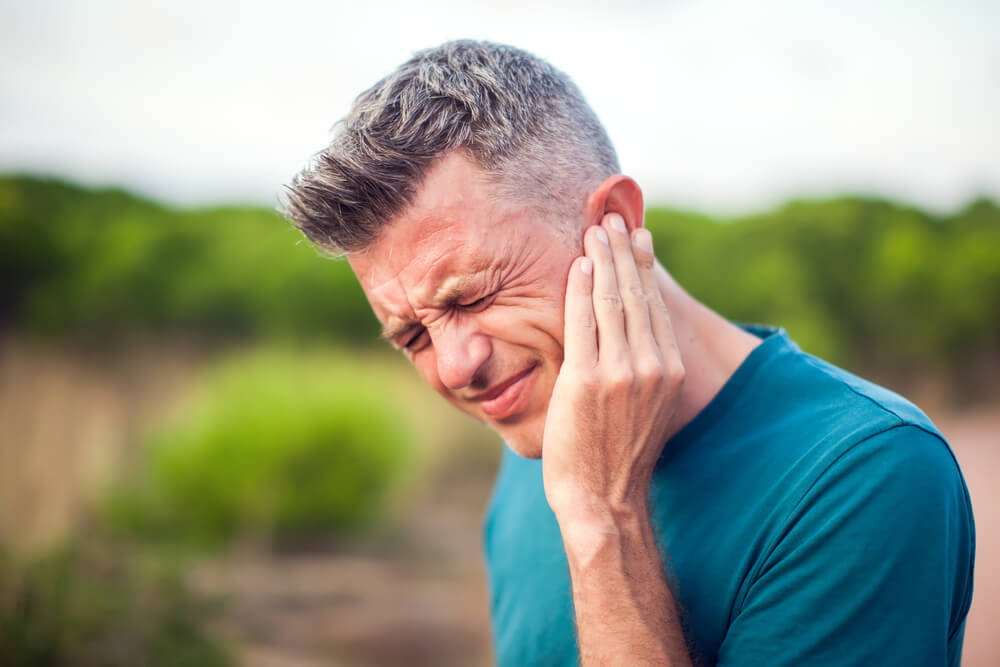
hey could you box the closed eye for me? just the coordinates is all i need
[401,327,429,353]
[459,293,494,312]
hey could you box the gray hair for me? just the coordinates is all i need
[283,39,620,255]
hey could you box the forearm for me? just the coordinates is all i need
[558,500,693,667]
[544,213,691,665]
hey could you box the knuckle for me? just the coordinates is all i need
[634,250,654,269]
[575,311,596,331]
[576,369,600,392]
[649,300,674,327]
[666,363,686,390]
[636,358,665,385]
[605,365,634,392]
[624,282,647,303]
[597,293,624,314]
[647,292,668,313]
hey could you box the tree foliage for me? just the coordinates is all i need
[0,176,375,341]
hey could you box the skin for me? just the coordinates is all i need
[348,151,575,459]
[349,150,761,665]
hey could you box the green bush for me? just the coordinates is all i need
[108,348,414,548]
[0,538,230,667]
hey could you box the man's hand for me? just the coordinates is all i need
[542,212,692,667]
[542,212,684,531]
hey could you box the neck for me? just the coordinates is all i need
[654,262,762,440]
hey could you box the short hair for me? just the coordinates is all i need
[282,40,620,255]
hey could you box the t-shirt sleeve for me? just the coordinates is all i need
[716,424,975,667]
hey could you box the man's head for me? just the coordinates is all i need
[284,40,619,254]
[284,40,642,457]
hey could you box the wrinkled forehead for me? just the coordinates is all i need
[350,215,473,292]
[347,210,512,326]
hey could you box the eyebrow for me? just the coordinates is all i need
[377,272,485,343]
[431,275,474,308]
[379,317,416,343]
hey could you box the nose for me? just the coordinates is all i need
[433,321,492,391]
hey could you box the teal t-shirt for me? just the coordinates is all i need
[483,326,975,666]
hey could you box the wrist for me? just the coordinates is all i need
[550,490,651,550]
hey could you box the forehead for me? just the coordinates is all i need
[347,152,527,320]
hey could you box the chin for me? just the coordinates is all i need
[482,380,551,460]
[496,420,544,460]
[505,438,543,460]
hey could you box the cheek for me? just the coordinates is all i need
[483,304,564,351]
[512,260,576,348]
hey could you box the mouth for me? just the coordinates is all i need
[473,362,539,421]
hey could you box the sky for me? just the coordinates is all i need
[1,0,997,215]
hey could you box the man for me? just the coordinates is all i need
[284,40,975,666]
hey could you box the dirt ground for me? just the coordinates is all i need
[193,475,496,667]
[935,407,1000,667]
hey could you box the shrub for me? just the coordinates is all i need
[0,538,230,667]
[108,348,414,548]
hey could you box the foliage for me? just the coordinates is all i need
[0,537,230,667]
[3,175,999,384]
[644,196,1000,378]
[0,176,376,341]
[107,347,414,548]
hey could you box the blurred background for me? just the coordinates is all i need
[1,1,997,665]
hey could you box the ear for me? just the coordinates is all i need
[584,175,645,232]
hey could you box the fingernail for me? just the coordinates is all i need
[608,214,626,233]
[636,228,653,252]
[595,227,609,244]
[580,257,593,275]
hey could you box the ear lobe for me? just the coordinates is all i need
[586,175,645,232]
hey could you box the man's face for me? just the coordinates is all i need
[348,151,581,459]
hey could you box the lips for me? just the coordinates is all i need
[474,363,539,421]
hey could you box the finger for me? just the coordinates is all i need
[584,224,627,363]
[602,212,655,355]
[562,255,597,369]
[631,227,680,363]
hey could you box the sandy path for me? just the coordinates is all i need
[936,408,1000,667]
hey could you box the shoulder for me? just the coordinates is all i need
[748,331,960,481]
[723,421,975,666]
[780,422,972,545]
[720,422,976,665]
[761,344,972,543]
[732,332,975,611]
[794,346,941,434]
